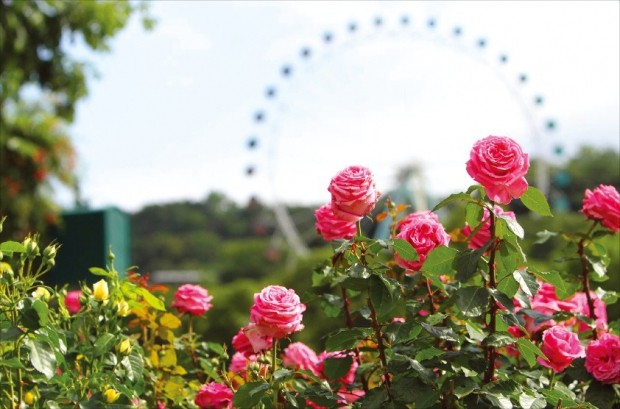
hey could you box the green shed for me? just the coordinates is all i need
[47,207,131,287]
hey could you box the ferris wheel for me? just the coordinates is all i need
[243,11,560,257]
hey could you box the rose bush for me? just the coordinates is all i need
[1,134,619,408]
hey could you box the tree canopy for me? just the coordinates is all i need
[0,0,152,239]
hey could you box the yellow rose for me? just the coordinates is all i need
[32,287,51,301]
[92,279,109,302]
[116,300,131,317]
[119,339,132,355]
[24,391,35,405]
[103,388,120,403]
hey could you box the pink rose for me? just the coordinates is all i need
[466,135,530,204]
[229,351,250,374]
[585,332,620,384]
[171,284,213,316]
[568,291,608,332]
[314,203,358,241]
[461,205,516,250]
[328,165,380,222]
[194,382,233,409]
[316,350,358,386]
[232,327,270,357]
[394,211,450,272]
[582,184,620,232]
[242,323,274,353]
[65,290,82,315]
[282,342,320,375]
[249,285,306,339]
[537,326,585,373]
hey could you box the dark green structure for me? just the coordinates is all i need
[48,207,131,287]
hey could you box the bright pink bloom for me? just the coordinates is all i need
[316,351,358,386]
[282,342,320,375]
[582,184,620,232]
[568,291,608,332]
[249,285,305,339]
[328,165,380,222]
[229,351,251,374]
[537,326,585,373]
[394,211,450,272]
[242,323,274,353]
[585,332,620,384]
[233,327,270,357]
[65,290,82,315]
[171,284,213,316]
[466,135,530,204]
[157,402,166,409]
[461,205,516,250]
[314,203,358,241]
[194,382,233,409]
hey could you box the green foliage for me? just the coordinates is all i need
[0,0,152,240]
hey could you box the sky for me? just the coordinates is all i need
[61,1,620,213]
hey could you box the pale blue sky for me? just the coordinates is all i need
[62,1,619,212]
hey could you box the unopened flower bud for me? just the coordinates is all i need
[116,300,131,317]
[42,243,58,263]
[92,279,109,302]
[24,237,40,260]
[24,391,35,405]
[103,388,120,403]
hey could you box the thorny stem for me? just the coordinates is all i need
[367,297,393,402]
[577,221,599,340]
[426,279,436,314]
[483,206,498,384]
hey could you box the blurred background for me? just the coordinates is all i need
[1,1,618,348]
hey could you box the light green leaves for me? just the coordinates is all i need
[520,186,553,217]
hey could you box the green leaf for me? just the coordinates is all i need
[535,271,571,299]
[93,333,116,356]
[421,323,459,342]
[325,328,372,351]
[89,267,113,277]
[516,338,546,367]
[122,348,143,383]
[489,288,515,312]
[585,380,617,409]
[136,287,166,311]
[513,269,539,297]
[455,286,490,317]
[520,186,553,217]
[415,347,444,362]
[518,394,546,409]
[391,238,418,261]
[466,321,486,342]
[0,326,22,341]
[0,357,24,369]
[323,355,352,380]
[465,202,484,230]
[483,392,513,409]
[432,192,474,212]
[454,248,486,282]
[497,215,524,239]
[421,246,458,275]
[233,381,270,408]
[26,337,56,379]
[534,230,557,244]
[539,389,576,408]
[0,240,26,253]
[483,332,516,347]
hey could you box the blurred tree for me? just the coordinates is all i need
[556,146,620,210]
[0,0,153,239]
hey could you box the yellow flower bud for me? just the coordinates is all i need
[116,300,131,317]
[24,391,35,405]
[32,287,51,301]
[119,339,132,355]
[92,279,109,302]
[103,388,120,403]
